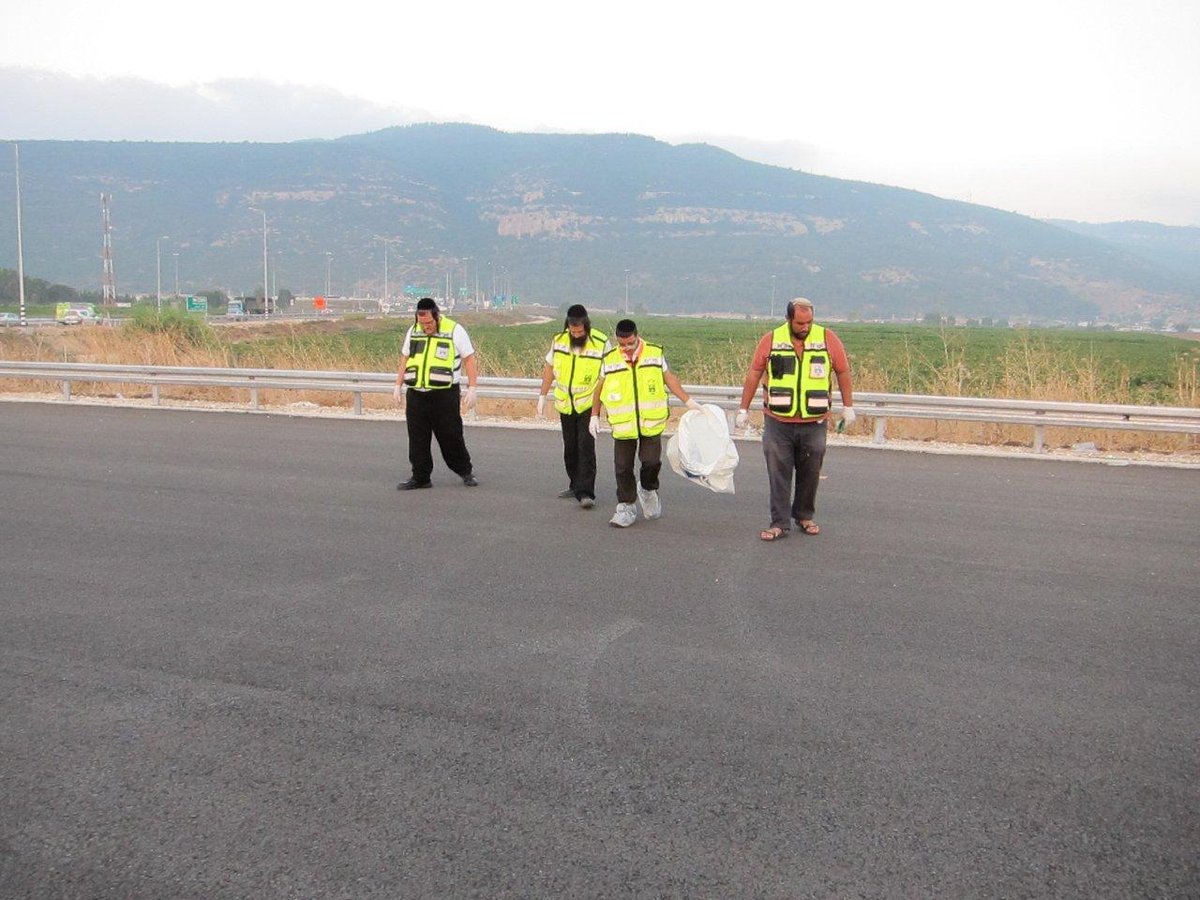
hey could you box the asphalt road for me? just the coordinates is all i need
[1,403,1197,899]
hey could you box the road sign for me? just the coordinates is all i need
[186,296,208,312]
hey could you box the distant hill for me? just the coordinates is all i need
[2,124,1196,324]
[1045,220,1200,283]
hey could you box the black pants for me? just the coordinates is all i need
[406,385,472,482]
[613,435,662,504]
[559,410,597,500]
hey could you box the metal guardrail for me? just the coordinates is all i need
[2,360,1198,452]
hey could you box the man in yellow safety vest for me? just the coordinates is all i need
[736,297,855,541]
[589,319,700,528]
[537,304,609,508]
[394,297,480,490]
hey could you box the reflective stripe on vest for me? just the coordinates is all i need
[600,342,670,439]
[551,329,608,414]
[764,322,831,417]
[404,316,460,389]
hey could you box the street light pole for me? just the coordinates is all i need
[156,235,169,312]
[13,144,26,326]
[325,252,332,298]
[249,208,268,317]
[173,252,180,298]
[770,274,776,319]
[624,268,630,315]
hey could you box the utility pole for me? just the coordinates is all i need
[100,193,118,307]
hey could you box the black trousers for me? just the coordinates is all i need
[559,410,597,500]
[406,385,472,482]
[613,435,662,504]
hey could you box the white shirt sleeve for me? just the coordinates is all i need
[400,326,414,356]
[453,324,475,359]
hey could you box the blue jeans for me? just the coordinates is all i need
[762,416,826,530]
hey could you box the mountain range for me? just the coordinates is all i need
[2,124,1196,324]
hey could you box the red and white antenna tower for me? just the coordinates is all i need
[100,193,118,306]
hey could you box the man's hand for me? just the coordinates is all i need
[839,406,857,429]
[464,385,478,411]
[393,384,404,406]
[588,416,600,438]
[536,395,547,417]
[685,398,701,412]
[735,409,750,429]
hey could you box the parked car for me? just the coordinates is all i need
[0,312,21,326]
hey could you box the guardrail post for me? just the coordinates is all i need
[152,384,160,405]
[1033,410,1046,452]
[872,417,887,444]
[353,391,363,415]
[249,376,260,410]
[61,380,71,401]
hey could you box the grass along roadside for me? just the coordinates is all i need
[2,312,1197,454]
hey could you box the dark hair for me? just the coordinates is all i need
[563,304,590,333]
[614,318,637,338]
[416,297,439,314]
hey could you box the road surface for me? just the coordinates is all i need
[1,404,1196,898]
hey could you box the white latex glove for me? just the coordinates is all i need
[839,406,857,428]
[735,409,750,429]
[393,383,404,406]
[464,385,478,411]
[536,394,547,417]
[685,398,701,411]
[588,416,600,438]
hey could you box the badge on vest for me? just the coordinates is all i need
[810,358,826,379]
[435,344,450,360]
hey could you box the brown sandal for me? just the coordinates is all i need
[759,526,787,542]
[796,521,820,536]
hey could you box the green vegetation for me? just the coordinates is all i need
[123,308,219,348]
[228,316,1199,406]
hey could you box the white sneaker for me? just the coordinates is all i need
[637,487,662,519]
[609,502,637,528]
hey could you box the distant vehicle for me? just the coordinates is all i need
[0,312,21,326]
[56,302,99,325]
[229,296,275,316]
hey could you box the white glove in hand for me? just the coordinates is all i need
[536,395,546,417]
[588,416,601,438]
[393,384,404,406]
[735,409,750,429]
[464,386,478,411]
[840,406,857,427]
[685,398,701,411]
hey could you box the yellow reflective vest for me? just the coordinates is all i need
[600,342,670,439]
[551,329,608,414]
[764,322,831,418]
[403,316,461,390]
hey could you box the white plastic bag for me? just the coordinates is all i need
[666,404,740,494]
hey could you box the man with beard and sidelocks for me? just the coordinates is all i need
[735,297,855,542]
[536,304,609,508]
[393,297,480,490]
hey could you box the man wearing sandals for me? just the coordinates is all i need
[735,298,855,542]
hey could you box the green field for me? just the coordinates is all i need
[233,315,1199,406]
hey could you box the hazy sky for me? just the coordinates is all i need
[3,0,1198,225]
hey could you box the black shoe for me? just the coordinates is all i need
[397,478,432,491]
[557,488,576,499]
[462,474,479,487]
